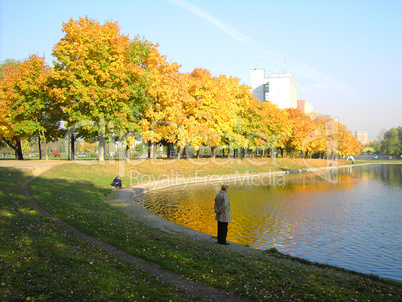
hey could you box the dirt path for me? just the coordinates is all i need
[3,160,249,302]
[0,159,67,176]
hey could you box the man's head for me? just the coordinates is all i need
[221,184,229,192]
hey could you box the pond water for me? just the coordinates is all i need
[139,164,402,281]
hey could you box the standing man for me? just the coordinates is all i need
[214,184,231,245]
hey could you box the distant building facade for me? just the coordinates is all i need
[355,130,368,145]
[250,69,297,109]
[297,100,305,113]
[297,100,315,116]
[250,69,268,103]
[304,103,314,115]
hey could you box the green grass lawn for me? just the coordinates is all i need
[1,159,401,301]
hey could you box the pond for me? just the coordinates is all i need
[139,164,402,281]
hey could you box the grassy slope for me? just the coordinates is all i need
[1,159,401,301]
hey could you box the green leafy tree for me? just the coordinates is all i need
[381,127,401,156]
[369,140,381,153]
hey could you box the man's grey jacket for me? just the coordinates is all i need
[214,190,231,223]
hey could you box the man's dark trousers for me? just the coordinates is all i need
[217,221,228,244]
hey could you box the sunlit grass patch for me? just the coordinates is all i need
[0,210,14,217]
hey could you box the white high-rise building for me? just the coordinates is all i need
[250,69,268,102]
[250,69,297,109]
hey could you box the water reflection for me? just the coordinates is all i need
[139,164,402,281]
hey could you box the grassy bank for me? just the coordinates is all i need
[1,159,401,301]
[46,157,346,187]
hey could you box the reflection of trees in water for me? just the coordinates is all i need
[143,186,219,237]
[346,164,401,187]
[379,165,402,186]
[141,164,400,246]
[140,165,401,279]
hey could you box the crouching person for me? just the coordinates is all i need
[111,176,122,189]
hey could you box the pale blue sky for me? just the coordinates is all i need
[1,0,401,140]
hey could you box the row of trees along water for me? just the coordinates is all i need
[362,127,402,157]
[0,17,361,161]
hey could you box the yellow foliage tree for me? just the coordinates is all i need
[337,123,361,157]
[52,17,149,161]
[139,42,189,159]
[0,55,61,160]
[285,108,316,157]
[186,69,238,158]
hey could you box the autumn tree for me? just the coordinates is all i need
[218,75,258,159]
[0,60,21,158]
[52,17,149,161]
[226,80,258,158]
[186,69,238,158]
[284,108,311,157]
[139,43,189,159]
[241,98,290,158]
[18,55,64,160]
[0,56,61,160]
[336,122,360,157]
[308,114,335,159]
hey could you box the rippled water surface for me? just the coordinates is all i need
[139,164,402,281]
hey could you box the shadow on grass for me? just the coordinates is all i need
[0,167,202,302]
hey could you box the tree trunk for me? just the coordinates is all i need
[45,142,49,161]
[41,131,49,161]
[167,143,171,159]
[147,141,151,159]
[38,138,42,160]
[4,138,24,160]
[70,133,76,160]
[125,144,130,161]
[16,140,23,160]
[99,133,105,162]
[152,143,156,160]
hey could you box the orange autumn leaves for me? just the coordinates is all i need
[0,55,63,159]
[0,16,361,160]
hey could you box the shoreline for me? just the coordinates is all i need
[128,163,349,199]
[107,162,402,281]
[106,164,355,255]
